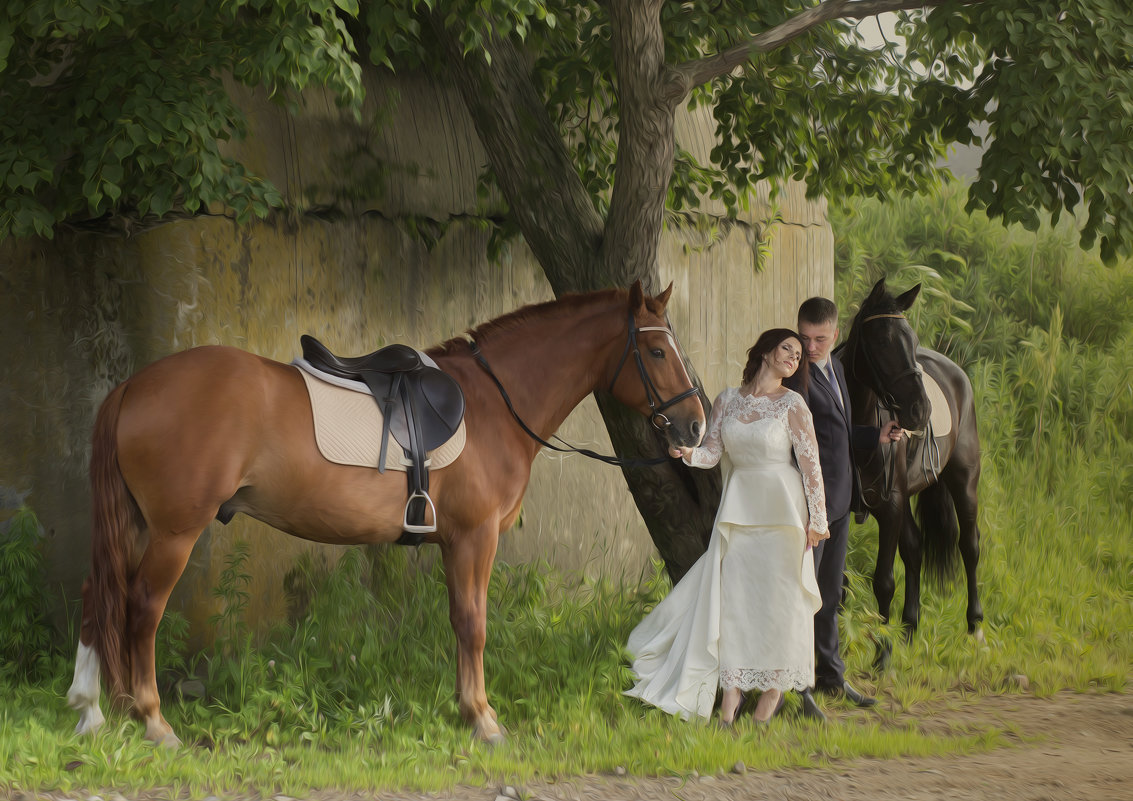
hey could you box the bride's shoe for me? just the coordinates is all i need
[752,690,785,724]
[717,689,745,730]
[716,712,738,731]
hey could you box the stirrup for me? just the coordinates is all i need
[402,490,437,534]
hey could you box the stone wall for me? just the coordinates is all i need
[0,71,831,638]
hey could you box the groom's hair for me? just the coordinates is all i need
[798,296,839,327]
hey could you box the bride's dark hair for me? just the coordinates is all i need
[741,328,808,392]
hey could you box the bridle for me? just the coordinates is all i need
[851,311,941,505]
[468,311,700,467]
[606,312,702,432]
[853,312,923,417]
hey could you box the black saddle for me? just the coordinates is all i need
[300,335,465,544]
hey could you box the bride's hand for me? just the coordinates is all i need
[806,528,825,548]
[669,446,693,460]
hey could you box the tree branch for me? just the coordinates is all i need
[670,0,983,102]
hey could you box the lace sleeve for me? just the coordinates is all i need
[683,388,730,469]
[786,392,828,534]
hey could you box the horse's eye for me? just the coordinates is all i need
[651,348,665,359]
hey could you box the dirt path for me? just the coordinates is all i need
[375,690,1132,801]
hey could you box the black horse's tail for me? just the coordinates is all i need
[916,480,958,587]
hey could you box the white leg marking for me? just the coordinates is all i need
[67,641,106,735]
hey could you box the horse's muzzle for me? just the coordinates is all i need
[661,415,704,450]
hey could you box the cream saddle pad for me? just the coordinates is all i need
[295,364,466,471]
[920,362,952,438]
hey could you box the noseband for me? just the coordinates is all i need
[607,312,702,432]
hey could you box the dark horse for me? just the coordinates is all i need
[838,278,984,668]
[67,282,705,745]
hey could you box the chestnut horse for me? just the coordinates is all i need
[67,282,705,746]
[839,278,984,669]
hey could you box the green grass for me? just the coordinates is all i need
[1,470,1127,798]
[2,179,1130,796]
[0,549,1017,797]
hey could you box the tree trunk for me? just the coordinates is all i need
[601,0,686,285]
[430,10,720,580]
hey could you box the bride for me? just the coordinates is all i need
[625,328,828,725]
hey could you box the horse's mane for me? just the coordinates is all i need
[427,286,645,356]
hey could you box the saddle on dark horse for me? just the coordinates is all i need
[300,335,465,545]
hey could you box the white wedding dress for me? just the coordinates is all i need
[625,387,827,720]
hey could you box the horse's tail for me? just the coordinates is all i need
[916,479,958,587]
[82,381,138,703]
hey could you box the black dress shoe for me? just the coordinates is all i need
[819,680,877,707]
[798,689,827,722]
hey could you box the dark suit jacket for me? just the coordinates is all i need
[785,355,877,520]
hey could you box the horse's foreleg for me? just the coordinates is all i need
[441,524,504,744]
[897,503,923,635]
[871,504,902,671]
[127,531,198,747]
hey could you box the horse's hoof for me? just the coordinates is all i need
[973,627,987,646]
[873,641,893,673]
[144,718,182,749]
[474,721,507,747]
[73,706,106,736]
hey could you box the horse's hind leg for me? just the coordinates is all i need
[127,530,200,746]
[441,521,504,744]
[68,628,105,736]
[945,466,984,637]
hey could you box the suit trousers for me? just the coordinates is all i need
[811,510,849,689]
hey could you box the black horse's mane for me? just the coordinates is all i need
[427,287,633,357]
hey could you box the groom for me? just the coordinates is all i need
[786,296,902,718]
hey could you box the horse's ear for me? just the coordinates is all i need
[655,282,673,310]
[895,283,922,311]
[868,277,887,299]
[628,280,646,312]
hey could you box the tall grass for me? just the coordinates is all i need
[0,507,59,681]
[1,180,1129,795]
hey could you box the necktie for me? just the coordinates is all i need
[827,362,843,409]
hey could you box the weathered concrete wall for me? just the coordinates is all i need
[0,70,831,638]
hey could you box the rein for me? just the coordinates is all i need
[867,405,943,505]
[468,313,697,468]
[852,311,941,505]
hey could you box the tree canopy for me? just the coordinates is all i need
[2,0,1131,260]
[4,0,1131,575]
